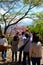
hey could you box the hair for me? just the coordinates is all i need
[13,35,18,41]
[25,33,29,38]
[32,32,39,43]
[22,31,25,35]
[13,32,19,41]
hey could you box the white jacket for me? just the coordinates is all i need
[2,38,8,46]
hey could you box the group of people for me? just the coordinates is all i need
[11,31,42,65]
[0,31,42,65]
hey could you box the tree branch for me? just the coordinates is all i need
[8,5,35,26]
[24,16,35,20]
[3,4,37,33]
[2,3,15,16]
[8,5,26,25]
[6,5,35,30]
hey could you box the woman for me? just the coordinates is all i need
[11,32,19,62]
[0,34,8,61]
[29,32,42,65]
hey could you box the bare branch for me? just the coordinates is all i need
[8,5,26,25]
[24,16,35,20]
[7,5,35,27]
[2,3,15,16]
[0,0,19,2]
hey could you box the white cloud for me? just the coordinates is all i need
[0,8,5,15]
[18,18,34,26]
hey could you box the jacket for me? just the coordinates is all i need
[29,41,42,58]
[23,38,31,52]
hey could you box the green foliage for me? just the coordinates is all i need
[31,0,41,5]
[23,0,29,4]
[27,22,43,42]
[32,12,43,41]
[23,0,43,5]
[6,34,13,44]
[0,0,43,34]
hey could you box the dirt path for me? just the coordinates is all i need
[0,47,43,65]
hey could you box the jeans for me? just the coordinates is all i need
[31,58,41,65]
[12,51,17,62]
[23,52,30,65]
[2,50,7,59]
[19,50,22,63]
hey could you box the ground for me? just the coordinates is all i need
[0,47,43,65]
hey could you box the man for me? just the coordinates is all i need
[18,31,26,63]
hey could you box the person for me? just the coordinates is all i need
[23,33,31,65]
[0,34,8,61]
[29,32,33,42]
[11,32,19,62]
[18,31,26,63]
[29,32,42,65]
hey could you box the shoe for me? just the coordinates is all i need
[18,61,21,64]
[2,59,6,62]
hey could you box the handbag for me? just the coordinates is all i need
[3,42,8,47]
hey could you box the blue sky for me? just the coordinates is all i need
[30,7,43,13]
[0,1,43,26]
[17,6,43,26]
[17,18,34,26]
